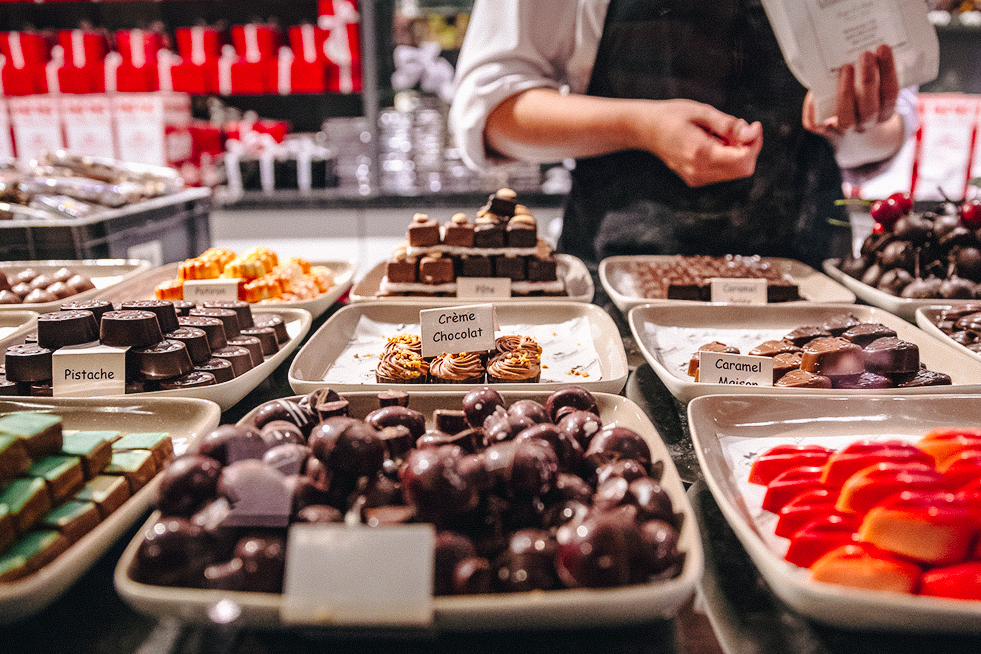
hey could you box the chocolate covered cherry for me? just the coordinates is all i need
[364,405,426,440]
[545,386,599,422]
[132,517,216,587]
[193,424,268,465]
[308,416,386,478]
[640,519,685,577]
[507,399,550,427]
[400,445,481,523]
[235,534,286,593]
[584,426,653,475]
[495,528,559,592]
[594,477,676,526]
[483,438,559,498]
[462,386,505,427]
[557,410,604,449]
[252,398,316,436]
[156,454,222,517]
[515,423,584,474]
[555,509,644,588]
[434,531,478,595]
[259,420,306,447]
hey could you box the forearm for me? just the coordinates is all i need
[484,88,645,162]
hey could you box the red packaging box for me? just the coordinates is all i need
[115,29,164,67]
[0,32,51,68]
[171,59,220,95]
[174,27,223,64]
[317,0,363,93]
[288,24,329,63]
[56,63,107,94]
[230,24,280,62]
[1,63,48,96]
[274,49,327,94]
[57,30,108,69]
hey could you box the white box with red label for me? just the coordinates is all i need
[112,92,192,166]
[0,99,14,161]
[60,94,116,158]
[7,95,65,164]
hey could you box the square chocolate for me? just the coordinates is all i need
[494,256,527,281]
[443,214,475,247]
[407,213,441,248]
[386,255,418,283]
[506,219,537,248]
[486,189,517,217]
[419,255,455,285]
[458,256,493,277]
[527,255,558,282]
[474,219,506,248]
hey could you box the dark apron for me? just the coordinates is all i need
[559,0,848,269]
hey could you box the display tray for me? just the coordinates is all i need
[0,259,152,313]
[821,258,979,322]
[287,301,629,394]
[348,254,594,305]
[0,396,221,624]
[687,393,981,633]
[628,302,981,403]
[0,311,39,342]
[94,260,356,321]
[0,307,312,413]
[114,390,702,631]
[916,305,981,362]
[600,255,855,313]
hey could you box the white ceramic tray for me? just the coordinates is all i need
[0,311,39,342]
[628,301,981,403]
[115,390,702,631]
[348,254,594,305]
[0,396,221,624]
[821,258,980,322]
[287,301,628,394]
[0,259,152,313]
[94,260,356,320]
[0,307,311,413]
[600,255,855,313]
[688,393,981,632]
[915,305,981,363]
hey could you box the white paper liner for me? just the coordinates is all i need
[378,277,566,296]
[322,315,602,385]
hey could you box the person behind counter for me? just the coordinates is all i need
[448,0,918,269]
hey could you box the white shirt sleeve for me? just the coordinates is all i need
[448,0,610,170]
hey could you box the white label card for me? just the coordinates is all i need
[709,278,768,304]
[419,303,496,358]
[456,277,511,299]
[52,343,128,397]
[182,278,241,303]
[281,524,434,626]
[698,352,774,387]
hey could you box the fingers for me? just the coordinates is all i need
[836,62,858,131]
[876,44,899,123]
[854,50,881,131]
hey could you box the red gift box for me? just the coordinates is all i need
[317,0,362,93]
[218,47,274,94]
[1,62,47,96]
[275,48,327,94]
[288,24,329,63]
[225,118,289,143]
[189,120,224,162]
[230,24,280,62]
[115,61,159,92]
[175,26,223,65]
[171,59,220,95]
[57,30,108,69]
[56,63,106,94]
[0,32,51,68]
[115,29,164,68]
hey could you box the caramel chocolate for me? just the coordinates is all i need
[100,310,163,348]
[120,300,181,333]
[863,337,920,375]
[407,213,440,248]
[772,351,803,382]
[841,323,898,348]
[419,254,454,285]
[783,325,831,348]
[800,337,865,377]
[687,342,740,378]
[748,340,801,358]
[37,310,99,349]
[822,313,862,337]
[833,371,893,389]
[894,369,952,387]
[774,369,833,388]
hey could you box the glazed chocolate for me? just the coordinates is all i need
[863,337,920,375]
[164,326,212,365]
[131,340,194,380]
[783,325,832,347]
[203,300,254,329]
[833,371,893,389]
[178,316,227,351]
[189,307,241,339]
[212,346,254,377]
[240,327,279,357]
[120,300,180,333]
[801,337,865,377]
[749,339,802,358]
[894,369,952,387]
[100,310,163,348]
[60,300,114,324]
[36,310,99,349]
[841,323,898,348]
[159,371,217,390]
[822,313,862,337]
[227,336,264,367]
[774,369,833,388]
[195,357,235,383]
[5,344,53,382]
